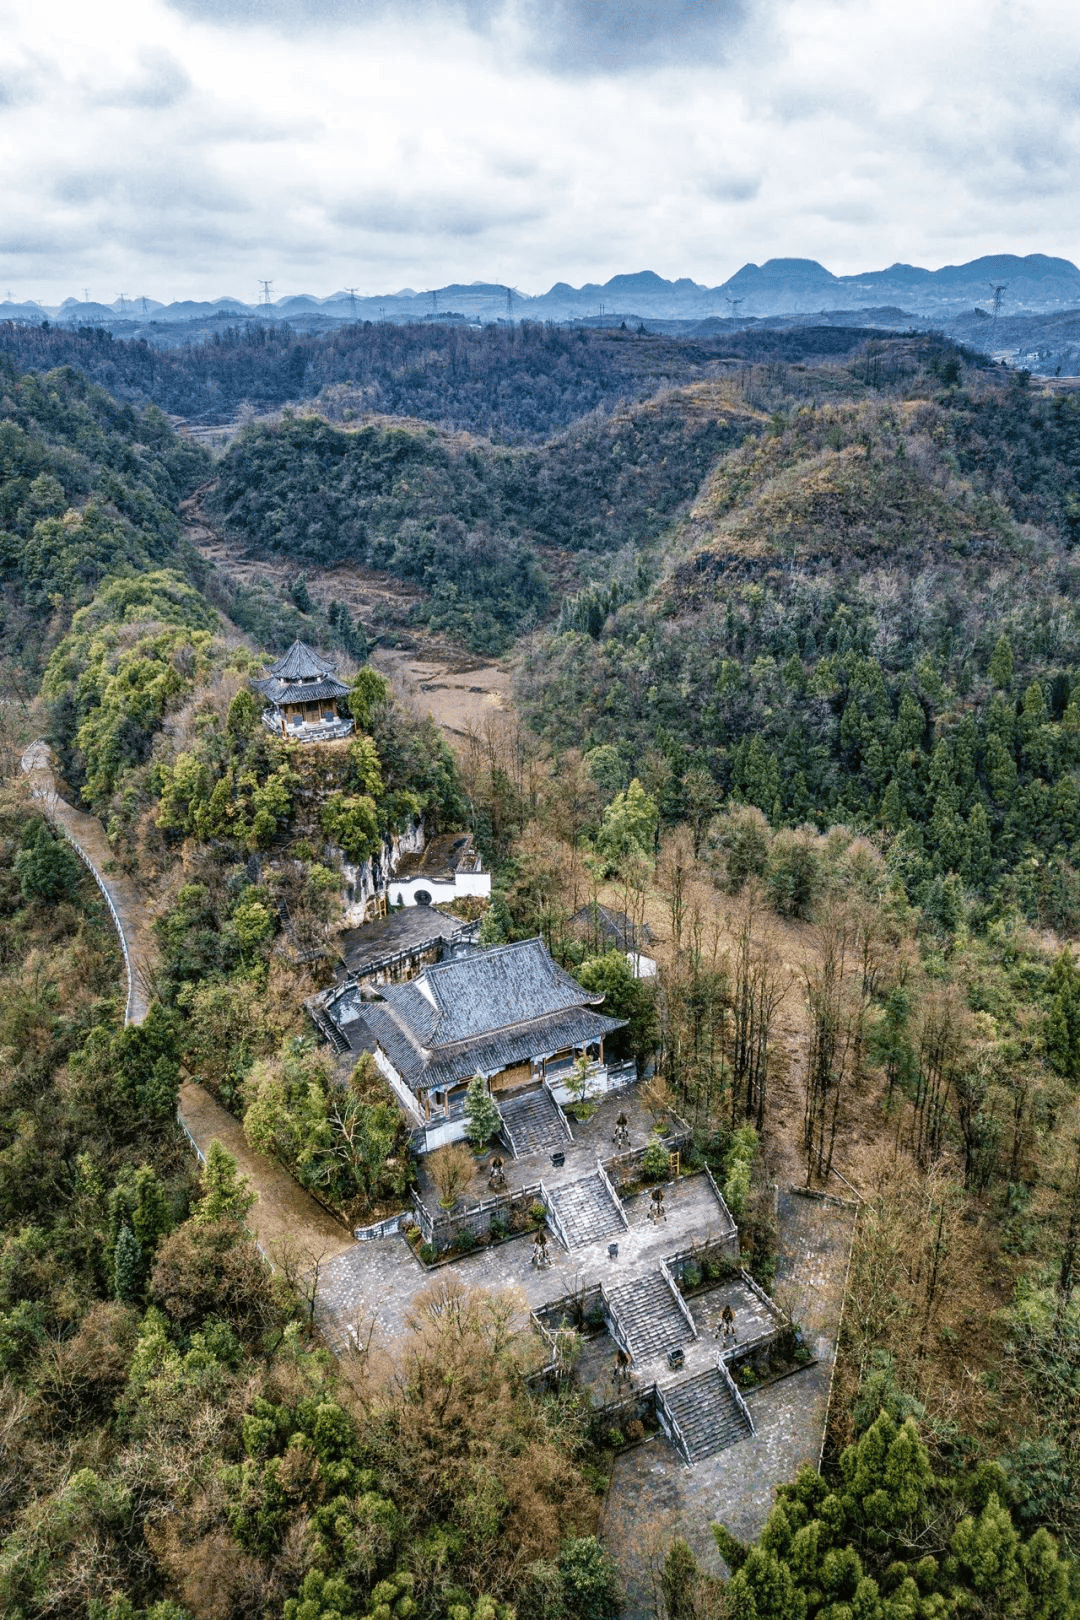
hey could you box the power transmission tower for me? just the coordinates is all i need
[726,295,744,323]
[258,279,274,314]
[989,282,1007,345]
[83,288,90,305]
[430,288,438,315]
[140,296,149,315]
[117,293,128,315]
[505,285,513,319]
[344,286,359,318]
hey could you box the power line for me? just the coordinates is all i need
[989,282,1007,346]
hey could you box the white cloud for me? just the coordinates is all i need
[0,0,1078,304]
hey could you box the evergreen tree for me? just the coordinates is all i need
[13,818,82,904]
[196,1139,257,1224]
[113,1225,143,1303]
[1045,949,1080,1078]
[463,1074,502,1148]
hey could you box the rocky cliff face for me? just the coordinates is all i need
[340,822,424,927]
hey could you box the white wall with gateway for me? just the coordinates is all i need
[388,870,492,908]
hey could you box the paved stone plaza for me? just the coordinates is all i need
[316,1156,734,1355]
[600,1188,857,1617]
[315,1101,857,1616]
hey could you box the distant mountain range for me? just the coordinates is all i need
[5,254,1080,372]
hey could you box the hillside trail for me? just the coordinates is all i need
[21,739,156,1024]
[19,739,354,1263]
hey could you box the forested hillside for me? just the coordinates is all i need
[3,333,1080,1618]
[522,368,1080,926]
[0,318,899,437]
[202,389,759,650]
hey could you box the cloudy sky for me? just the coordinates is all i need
[2,0,1078,305]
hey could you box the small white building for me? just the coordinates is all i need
[388,831,491,908]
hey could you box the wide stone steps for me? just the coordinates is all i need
[500,1087,570,1157]
[605,1271,695,1365]
[660,1368,753,1463]
[546,1171,624,1248]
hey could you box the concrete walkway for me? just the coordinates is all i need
[21,740,156,1025]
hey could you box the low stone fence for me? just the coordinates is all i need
[534,1285,607,1336]
[409,1180,545,1250]
[663,1233,741,1288]
[602,1127,693,1191]
[353,1212,408,1241]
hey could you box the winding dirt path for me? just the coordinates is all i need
[20,739,355,1263]
[21,739,156,1024]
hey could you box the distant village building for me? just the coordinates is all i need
[325,937,626,1146]
[388,831,491,908]
[253,639,354,741]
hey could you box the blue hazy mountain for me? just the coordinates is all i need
[7,255,1080,345]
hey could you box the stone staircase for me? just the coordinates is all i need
[546,1170,625,1248]
[659,1368,753,1463]
[500,1086,571,1157]
[605,1271,696,1364]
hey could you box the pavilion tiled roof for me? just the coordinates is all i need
[253,674,350,706]
[266,639,337,681]
[252,639,350,708]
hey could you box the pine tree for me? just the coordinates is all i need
[463,1074,502,1148]
[197,1139,257,1224]
[1045,950,1080,1079]
[113,1225,143,1303]
[989,633,1015,691]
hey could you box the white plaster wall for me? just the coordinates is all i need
[628,951,658,979]
[370,1046,425,1128]
[387,870,491,908]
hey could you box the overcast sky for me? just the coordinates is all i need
[2,0,1078,305]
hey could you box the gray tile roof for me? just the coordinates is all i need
[253,675,351,706]
[363,1001,625,1092]
[265,639,338,681]
[394,831,482,881]
[360,937,626,1094]
[377,937,601,1048]
[570,904,654,952]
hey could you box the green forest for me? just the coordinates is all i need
[1,322,1080,1618]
